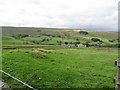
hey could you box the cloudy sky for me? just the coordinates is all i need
[0,0,119,31]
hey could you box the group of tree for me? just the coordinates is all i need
[12,33,30,39]
[91,38,103,42]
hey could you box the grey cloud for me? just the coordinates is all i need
[0,0,119,31]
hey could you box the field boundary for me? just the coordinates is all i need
[0,69,37,90]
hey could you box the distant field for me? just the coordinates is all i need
[2,27,118,46]
[2,47,118,88]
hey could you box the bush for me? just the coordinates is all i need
[109,39,115,42]
[83,42,90,47]
[91,38,103,42]
[74,42,80,47]
[57,41,62,45]
[65,42,69,45]
[79,31,89,35]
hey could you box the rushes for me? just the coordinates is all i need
[30,48,53,59]
[30,50,47,58]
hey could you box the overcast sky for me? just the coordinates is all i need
[0,0,119,31]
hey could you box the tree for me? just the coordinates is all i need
[65,42,69,45]
[76,38,79,41]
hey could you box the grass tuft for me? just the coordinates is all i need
[30,49,47,59]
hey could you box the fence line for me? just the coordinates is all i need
[0,69,37,90]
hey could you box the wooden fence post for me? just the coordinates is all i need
[114,59,120,90]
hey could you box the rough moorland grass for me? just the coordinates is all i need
[2,47,118,88]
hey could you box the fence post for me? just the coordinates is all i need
[114,59,120,90]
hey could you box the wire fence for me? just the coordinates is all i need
[0,69,37,90]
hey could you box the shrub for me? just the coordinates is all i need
[25,51,30,53]
[74,42,80,47]
[57,41,62,45]
[83,42,90,47]
[65,42,69,45]
[91,38,103,42]
[76,38,79,41]
[109,39,115,42]
[79,31,89,35]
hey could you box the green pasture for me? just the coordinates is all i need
[2,47,118,88]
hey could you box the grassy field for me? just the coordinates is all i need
[2,26,118,89]
[2,46,118,89]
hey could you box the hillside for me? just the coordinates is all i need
[2,26,118,47]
